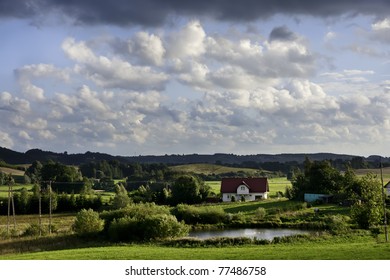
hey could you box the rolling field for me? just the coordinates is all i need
[0,167,25,177]
[170,163,272,176]
[0,213,76,234]
[0,184,33,198]
[355,167,390,181]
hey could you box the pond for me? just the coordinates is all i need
[188,228,311,241]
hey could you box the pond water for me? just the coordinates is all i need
[188,228,311,241]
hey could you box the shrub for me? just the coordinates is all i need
[163,237,263,247]
[228,211,248,225]
[255,207,267,220]
[324,215,350,234]
[173,204,227,224]
[100,203,171,230]
[108,214,189,241]
[73,209,104,236]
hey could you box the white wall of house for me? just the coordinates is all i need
[222,192,267,202]
[236,185,249,195]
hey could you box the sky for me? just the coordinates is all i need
[0,0,390,157]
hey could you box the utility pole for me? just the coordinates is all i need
[38,183,42,236]
[380,161,388,242]
[7,179,10,235]
[48,181,52,235]
[6,175,16,235]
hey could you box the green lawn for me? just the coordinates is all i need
[2,234,389,260]
[0,184,33,198]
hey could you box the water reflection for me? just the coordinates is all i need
[188,228,310,240]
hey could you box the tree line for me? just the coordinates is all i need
[288,158,388,229]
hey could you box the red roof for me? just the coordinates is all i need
[220,178,269,193]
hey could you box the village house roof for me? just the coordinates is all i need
[220,177,269,193]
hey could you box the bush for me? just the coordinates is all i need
[255,207,267,220]
[100,203,171,229]
[73,209,104,236]
[173,204,227,225]
[108,214,189,241]
[163,237,264,247]
[324,215,350,234]
[22,223,57,237]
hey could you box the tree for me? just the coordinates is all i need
[351,173,383,229]
[291,160,343,200]
[40,161,81,182]
[15,188,31,214]
[170,175,205,205]
[73,209,104,236]
[112,183,131,209]
[25,161,43,183]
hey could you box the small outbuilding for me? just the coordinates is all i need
[304,193,333,203]
[385,181,390,196]
[220,177,269,202]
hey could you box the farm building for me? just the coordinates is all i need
[220,178,269,202]
[385,181,390,196]
[304,193,333,203]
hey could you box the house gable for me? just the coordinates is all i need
[221,177,269,194]
[220,178,269,202]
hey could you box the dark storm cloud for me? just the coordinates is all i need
[269,26,298,41]
[1,0,390,26]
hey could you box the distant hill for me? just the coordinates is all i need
[169,163,272,176]
[1,146,389,166]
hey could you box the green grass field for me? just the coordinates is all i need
[2,234,389,260]
[0,184,33,198]
[170,163,271,176]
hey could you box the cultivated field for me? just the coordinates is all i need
[170,163,272,176]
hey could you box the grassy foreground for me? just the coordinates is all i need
[1,233,390,260]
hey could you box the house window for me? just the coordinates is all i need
[241,186,246,191]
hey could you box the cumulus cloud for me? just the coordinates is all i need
[0,131,13,148]
[14,64,69,101]
[371,17,390,43]
[167,20,206,59]
[0,91,30,112]
[129,32,166,66]
[62,37,169,90]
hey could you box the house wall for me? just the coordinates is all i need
[222,192,267,202]
[236,184,250,195]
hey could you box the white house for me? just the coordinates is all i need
[220,178,269,202]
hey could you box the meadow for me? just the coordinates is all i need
[1,233,389,260]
